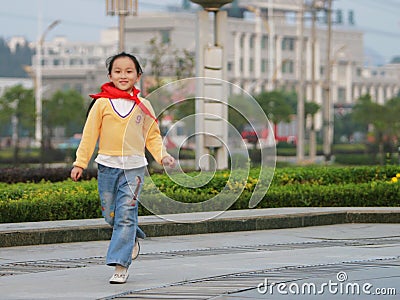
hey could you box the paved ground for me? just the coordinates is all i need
[1,222,399,299]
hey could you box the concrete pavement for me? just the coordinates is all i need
[0,223,399,299]
[1,207,400,247]
[0,207,399,299]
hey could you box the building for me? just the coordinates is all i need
[27,36,117,102]
[0,77,33,96]
[30,0,400,123]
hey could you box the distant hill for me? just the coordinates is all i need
[0,37,34,78]
[363,47,386,66]
[390,56,400,64]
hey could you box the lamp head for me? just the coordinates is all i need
[190,0,233,11]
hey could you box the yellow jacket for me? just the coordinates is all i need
[73,97,168,169]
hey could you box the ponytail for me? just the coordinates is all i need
[86,99,96,118]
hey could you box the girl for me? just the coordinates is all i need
[71,52,175,284]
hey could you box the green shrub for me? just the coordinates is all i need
[332,143,367,154]
[0,166,399,223]
[271,165,400,185]
[0,167,97,183]
[334,154,378,165]
[0,179,101,223]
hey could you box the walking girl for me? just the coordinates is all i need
[71,52,175,284]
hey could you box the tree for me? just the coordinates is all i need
[42,89,86,149]
[352,94,394,164]
[334,111,364,143]
[146,37,195,93]
[390,56,400,64]
[0,85,34,163]
[147,37,172,88]
[0,37,34,77]
[383,96,400,153]
[174,49,195,80]
[254,91,293,125]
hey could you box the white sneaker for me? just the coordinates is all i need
[132,238,140,260]
[109,267,129,284]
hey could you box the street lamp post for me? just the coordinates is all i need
[323,0,333,162]
[296,4,305,163]
[35,19,60,148]
[106,0,138,52]
[190,0,233,170]
[308,0,325,163]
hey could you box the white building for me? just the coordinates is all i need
[30,0,399,116]
[0,78,33,96]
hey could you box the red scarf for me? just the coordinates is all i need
[89,82,157,122]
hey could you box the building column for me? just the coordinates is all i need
[369,85,376,102]
[331,63,338,104]
[275,35,282,80]
[345,62,352,103]
[353,85,360,101]
[394,86,400,97]
[386,85,393,100]
[314,39,322,110]
[305,37,312,82]
[254,17,261,81]
[233,32,241,79]
[361,85,367,97]
[377,85,384,104]
[243,33,250,79]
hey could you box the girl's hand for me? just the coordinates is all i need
[71,166,83,181]
[161,156,176,168]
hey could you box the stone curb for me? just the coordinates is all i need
[0,208,399,248]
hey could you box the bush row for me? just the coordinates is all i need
[1,165,399,185]
[0,179,101,223]
[271,165,400,185]
[0,167,97,183]
[0,166,399,223]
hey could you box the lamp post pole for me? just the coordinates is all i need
[296,4,305,163]
[106,0,138,52]
[35,19,60,148]
[190,0,233,170]
[323,0,333,162]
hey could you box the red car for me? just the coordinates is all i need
[241,124,268,143]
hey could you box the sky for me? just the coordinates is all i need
[0,0,399,64]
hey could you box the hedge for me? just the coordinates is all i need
[0,166,399,223]
[0,167,97,183]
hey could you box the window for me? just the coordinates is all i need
[249,58,254,72]
[261,59,267,73]
[261,35,268,49]
[160,30,170,44]
[88,58,100,65]
[227,62,233,71]
[338,87,346,103]
[282,60,294,74]
[62,83,70,91]
[71,58,82,66]
[75,84,83,94]
[282,37,295,51]
[250,35,254,49]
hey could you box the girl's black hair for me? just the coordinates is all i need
[106,52,143,75]
[86,52,143,117]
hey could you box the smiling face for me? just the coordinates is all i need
[108,56,141,94]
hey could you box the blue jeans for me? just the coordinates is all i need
[97,164,146,268]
